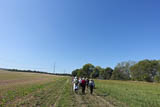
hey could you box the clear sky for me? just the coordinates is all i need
[0,0,160,73]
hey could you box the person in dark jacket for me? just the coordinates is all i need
[86,78,89,88]
[89,80,95,94]
[81,78,86,94]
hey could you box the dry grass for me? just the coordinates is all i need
[0,70,69,107]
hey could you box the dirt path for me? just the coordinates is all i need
[72,86,115,107]
[53,79,69,107]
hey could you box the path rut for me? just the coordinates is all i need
[72,86,115,107]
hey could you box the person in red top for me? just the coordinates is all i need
[81,78,86,94]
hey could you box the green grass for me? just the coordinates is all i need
[95,80,160,107]
[15,77,70,107]
[1,82,51,106]
[0,70,71,107]
[55,78,74,107]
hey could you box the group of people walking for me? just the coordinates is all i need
[72,77,95,94]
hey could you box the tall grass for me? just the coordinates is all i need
[95,80,160,107]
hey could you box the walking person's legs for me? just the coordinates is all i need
[82,86,84,94]
[82,85,86,94]
[90,86,93,94]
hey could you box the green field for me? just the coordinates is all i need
[0,70,160,107]
[95,80,160,107]
[0,70,73,107]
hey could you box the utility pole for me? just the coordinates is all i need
[64,69,66,74]
[53,63,56,74]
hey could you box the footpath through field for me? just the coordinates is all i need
[72,84,115,107]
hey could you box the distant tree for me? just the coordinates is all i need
[111,67,129,80]
[82,63,95,78]
[71,59,160,82]
[111,61,136,80]
[154,75,160,83]
[130,60,160,82]
[102,67,113,79]
[72,69,79,76]
[154,62,160,82]
[77,69,87,77]
[91,66,102,78]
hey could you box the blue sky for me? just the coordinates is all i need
[0,0,160,73]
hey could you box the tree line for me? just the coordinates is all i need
[6,69,71,76]
[72,59,160,82]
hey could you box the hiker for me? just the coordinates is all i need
[73,77,79,93]
[89,79,95,94]
[72,76,74,83]
[86,78,89,88]
[81,78,86,94]
[79,78,82,88]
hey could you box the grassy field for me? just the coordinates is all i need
[0,70,73,107]
[0,70,160,107]
[95,80,160,107]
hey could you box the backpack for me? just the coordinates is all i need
[75,79,79,85]
[81,80,86,86]
[90,81,95,87]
